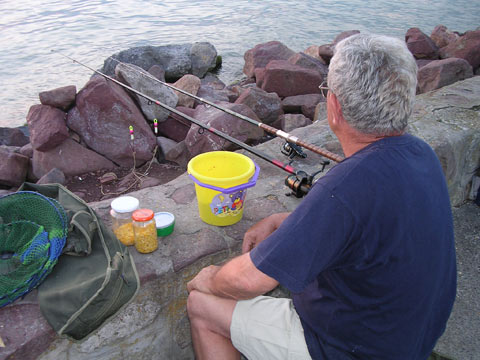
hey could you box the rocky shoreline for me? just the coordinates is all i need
[0,25,479,203]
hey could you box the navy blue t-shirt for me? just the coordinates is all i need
[251,134,456,359]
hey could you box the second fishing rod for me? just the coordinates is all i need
[55,51,316,197]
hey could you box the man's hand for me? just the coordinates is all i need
[187,265,220,294]
[242,212,291,253]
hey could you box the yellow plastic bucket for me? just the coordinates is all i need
[187,151,259,226]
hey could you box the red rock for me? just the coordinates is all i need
[282,94,323,120]
[67,76,156,167]
[32,138,116,178]
[201,73,226,90]
[148,65,166,82]
[234,87,283,125]
[417,58,473,94]
[318,44,334,64]
[19,143,33,158]
[185,103,264,156]
[440,30,480,71]
[173,74,201,108]
[272,113,312,132]
[164,140,191,168]
[405,27,440,59]
[194,85,231,106]
[303,45,326,63]
[430,25,460,49]
[39,85,76,111]
[26,104,69,152]
[0,127,29,147]
[159,107,193,142]
[243,41,296,78]
[261,60,323,98]
[288,53,328,78]
[254,68,266,88]
[0,146,29,187]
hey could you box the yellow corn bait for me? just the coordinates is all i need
[113,222,135,246]
[133,222,158,253]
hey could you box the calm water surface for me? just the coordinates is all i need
[0,0,478,127]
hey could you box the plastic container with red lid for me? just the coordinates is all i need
[132,209,157,253]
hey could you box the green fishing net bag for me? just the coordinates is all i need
[0,191,68,307]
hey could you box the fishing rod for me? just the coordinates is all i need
[53,50,329,197]
[108,57,345,163]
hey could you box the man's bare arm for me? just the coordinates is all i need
[186,252,278,300]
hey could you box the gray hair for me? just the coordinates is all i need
[328,33,417,136]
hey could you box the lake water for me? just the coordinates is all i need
[0,0,478,128]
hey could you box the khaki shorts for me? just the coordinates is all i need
[230,296,312,360]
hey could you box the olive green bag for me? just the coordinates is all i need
[18,182,140,341]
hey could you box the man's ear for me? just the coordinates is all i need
[330,93,346,124]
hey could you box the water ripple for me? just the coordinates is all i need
[0,0,478,127]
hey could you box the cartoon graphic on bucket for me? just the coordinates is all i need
[210,190,246,217]
[187,151,259,226]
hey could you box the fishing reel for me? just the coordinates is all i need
[285,160,330,198]
[281,141,307,161]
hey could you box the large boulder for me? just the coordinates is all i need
[0,146,29,187]
[0,127,29,147]
[405,27,440,59]
[282,94,323,120]
[190,42,219,78]
[417,58,473,94]
[39,85,76,111]
[261,60,323,98]
[173,74,201,108]
[430,25,460,49]
[243,41,296,78]
[288,52,329,77]
[101,42,218,80]
[115,62,178,122]
[26,104,69,152]
[67,76,157,168]
[234,87,283,125]
[440,30,480,71]
[158,106,194,142]
[185,103,264,156]
[32,138,116,178]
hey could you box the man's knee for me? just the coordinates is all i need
[187,290,210,322]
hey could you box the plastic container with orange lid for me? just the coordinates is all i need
[132,209,157,253]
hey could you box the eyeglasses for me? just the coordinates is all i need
[319,80,330,98]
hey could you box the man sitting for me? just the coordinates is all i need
[186,33,457,360]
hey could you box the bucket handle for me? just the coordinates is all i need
[189,162,260,194]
